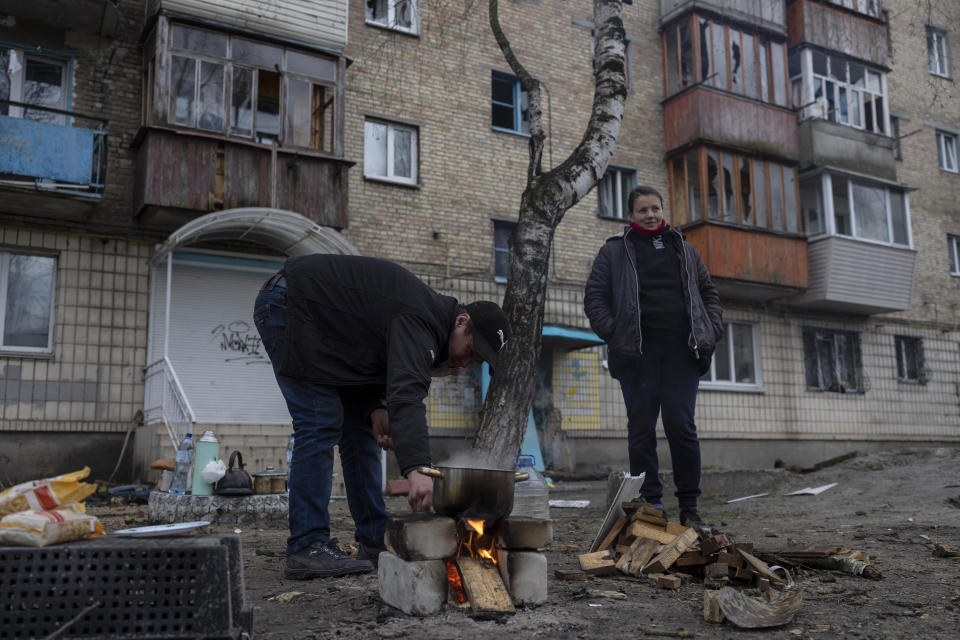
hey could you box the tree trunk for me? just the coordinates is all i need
[473,0,627,467]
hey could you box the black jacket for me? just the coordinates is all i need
[583,226,723,373]
[280,254,461,475]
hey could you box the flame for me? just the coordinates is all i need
[466,519,484,536]
[478,548,493,560]
[445,560,467,603]
[457,519,498,565]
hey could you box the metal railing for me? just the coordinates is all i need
[144,358,196,450]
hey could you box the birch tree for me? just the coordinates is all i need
[473,0,628,464]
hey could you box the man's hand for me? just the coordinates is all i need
[371,408,393,450]
[406,470,433,513]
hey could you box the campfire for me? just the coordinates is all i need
[378,514,552,617]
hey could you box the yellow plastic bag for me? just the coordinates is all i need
[0,503,104,546]
[0,467,98,518]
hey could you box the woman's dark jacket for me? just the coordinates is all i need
[584,226,723,373]
[280,254,460,475]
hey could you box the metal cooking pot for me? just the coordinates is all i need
[418,465,529,521]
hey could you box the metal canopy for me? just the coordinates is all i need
[152,208,358,264]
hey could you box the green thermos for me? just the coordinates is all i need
[191,430,220,496]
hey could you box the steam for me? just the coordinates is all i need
[437,450,513,471]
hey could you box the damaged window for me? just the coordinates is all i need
[366,0,419,35]
[803,328,863,393]
[493,220,516,282]
[0,49,68,124]
[895,336,924,383]
[597,166,636,219]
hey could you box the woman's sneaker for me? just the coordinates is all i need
[284,542,374,579]
[678,508,711,533]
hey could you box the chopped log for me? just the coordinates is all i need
[635,512,668,527]
[732,541,754,554]
[622,521,678,545]
[758,546,842,559]
[657,575,682,589]
[675,551,708,567]
[733,565,756,581]
[703,589,726,623]
[554,569,590,581]
[664,522,690,536]
[596,517,628,552]
[643,528,699,574]
[716,552,742,568]
[738,549,786,584]
[455,557,515,616]
[621,500,644,515]
[704,575,730,589]
[640,504,665,517]
[579,550,617,576]
[701,534,732,556]
[705,562,729,579]
[624,538,661,577]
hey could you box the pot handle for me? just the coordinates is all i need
[514,472,529,482]
[417,466,444,479]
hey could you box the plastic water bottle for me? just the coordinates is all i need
[511,454,550,519]
[168,433,194,495]
[285,433,295,493]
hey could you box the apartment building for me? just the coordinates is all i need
[0,0,956,483]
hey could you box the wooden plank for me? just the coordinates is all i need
[622,521,677,545]
[738,549,786,584]
[455,557,516,615]
[635,512,668,527]
[624,538,661,577]
[676,551,708,567]
[664,522,690,536]
[554,569,590,582]
[657,575,682,589]
[595,517,627,552]
[578,550,617,576]
[643,528,699,574]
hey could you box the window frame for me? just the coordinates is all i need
[597,165,638,220]
[936,130,959,173]
[157,21,341,153]
[492,219,517,283]
[794,48,889,135]
[365,0,420,35]
[0,48,70,125]
[363,118,419,186]
[948,234,960,276]
[802,327,864,394]
[927,26,950,78]
[894,335,925,384]
[668,145,800,232]
[825,0,881,18]
[490,71,530,136]
[0,249,57,356]
[699,322,763,391]
[800,172,912,248]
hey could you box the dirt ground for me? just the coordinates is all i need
[90,446,960,639]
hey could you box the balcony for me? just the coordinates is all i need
[797,118,897,180]
[789,235,916,314]
[0,102,106,219]
[663,87,798,160]
[787,0,888,68]
[681,221,809,301]
[660,0,786,33]
[4,0,118,36]
[133,127,350,229]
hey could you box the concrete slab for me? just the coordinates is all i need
[148,491,288,526]
[377,553,447,616]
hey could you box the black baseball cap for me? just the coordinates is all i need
[465,301,510,373]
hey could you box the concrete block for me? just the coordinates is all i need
[507,551,548,606]
[377,553,447,616]
[385,514,458,560]
[497,516,553,550]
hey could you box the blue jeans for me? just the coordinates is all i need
[254,282,388,555]
[610,332,702,510]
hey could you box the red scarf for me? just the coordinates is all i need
[629,220,666,236]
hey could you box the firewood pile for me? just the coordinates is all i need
[571,502,883,628]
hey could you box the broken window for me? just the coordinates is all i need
[363,119,418,185]
[701,322,758,387]
[493,220,517,282]
[805,50,887,133]
[366,0,419,34]
[895,336,924,383]
[0,251,55,354]
[803,328,863,393]
[927,26,949,76]
[597,166,637,220]
[948,235,960,276]
[937,130,958,173]
[0,49,68,124]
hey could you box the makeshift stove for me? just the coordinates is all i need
[377,514,552,617]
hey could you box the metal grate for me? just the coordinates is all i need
[0,536,250,640]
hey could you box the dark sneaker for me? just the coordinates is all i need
[679,508,711,533]
[284,542,374,579]
[357,542,387,568]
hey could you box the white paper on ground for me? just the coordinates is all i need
[785,482,838,496]
[549,499,591,508]
[726,492,770,503]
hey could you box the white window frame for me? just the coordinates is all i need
[948,234,960,276]
[894,336,925,384]
[365,0,420,35]
[927,27,950,77]
[0,48,69,124]
[493,220,516,283]
[805,172,912,248]
[700,322,762,391]
[797,49,888,135]
[597,166,637,220]
[826,0,880,18]
[363,119,418,185]
[0,250,56,355]
[936,130,958,173]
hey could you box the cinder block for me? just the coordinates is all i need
[497,517,553,550]
[385,514,458,560]
[506,551,548,606]
[377,553,447,616]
